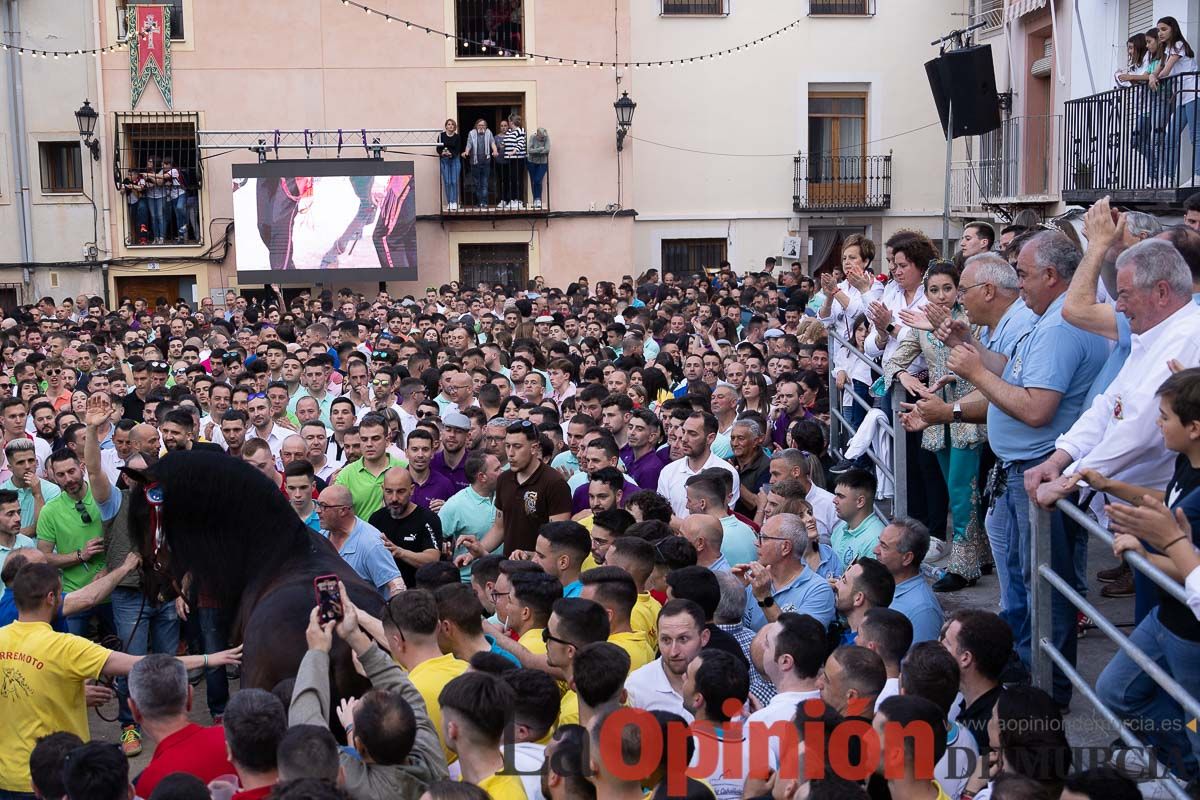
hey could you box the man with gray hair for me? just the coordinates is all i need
[1031,237,1200,504]
[737,512,835,631]
[936,229,1108,709]
[872,517,944,645]
[728,417,770,517]
[127,654,237,798]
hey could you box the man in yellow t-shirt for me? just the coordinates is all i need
[378,589,468,764]
[604,537,660,643]
[580,565,658,671]
[0,562,238,794]
[440,671,528,800]
[544,597,612,729]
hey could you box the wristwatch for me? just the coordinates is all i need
[76,549,84,563]
[757,595,776,609]
[952,401,963,423]
[886,323,896,334]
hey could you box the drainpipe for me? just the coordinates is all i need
[5,0,34,277]
[91,0,114,306]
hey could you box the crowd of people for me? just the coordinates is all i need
[1,195,1200,800]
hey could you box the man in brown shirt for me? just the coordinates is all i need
[457,420,572,559]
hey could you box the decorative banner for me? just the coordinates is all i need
[128,4,172,108]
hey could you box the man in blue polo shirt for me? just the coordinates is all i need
[315,485,405,598]
[874,518,943,644]
[738,513,835,631]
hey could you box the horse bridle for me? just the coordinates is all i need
[145,481,167,573]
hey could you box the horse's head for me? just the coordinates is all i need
[123,450,312,607]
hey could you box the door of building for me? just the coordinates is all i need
[115,276,182,307]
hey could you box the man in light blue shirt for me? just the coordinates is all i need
[316,485,404,597]
[874,518,943,644]
[684,472,756,568]
[0,439,61,534]
[742,514,836,631]
[441,452,502,581]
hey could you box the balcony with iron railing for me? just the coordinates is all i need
[808,0,876,15]
[793,152,891,212]
[1062,71,1200,206]
[440,157,550,218]
[951,114,1061,213]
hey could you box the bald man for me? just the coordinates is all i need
[368,468,442,588]
[280,434,308,468]
[680,515,729,572]
[128,424,161,464]
[315,484,404,597]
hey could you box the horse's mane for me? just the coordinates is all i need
[143,451,315,608]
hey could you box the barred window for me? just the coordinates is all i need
[118,0,186,39]
[661,238,726,278]
[456,0,524,57]
[459,243,530,290]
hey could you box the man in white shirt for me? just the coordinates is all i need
[857,607,914,708]
[768,449,837,543]
[657,412,739,518]
[624,598,709,722]
[247,392,287,468]
[1028,239,1200,506]
[744,613,827,770]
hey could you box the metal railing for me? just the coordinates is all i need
[808,0,876,15]
[827,330,907,520]
[794,153,892,212]
[1062,71,1200,203]
[661,0,729,14]
[441,158,550,216]
[455,0,525,57]
[951,115,1062,211]
[1031,498,1200,799]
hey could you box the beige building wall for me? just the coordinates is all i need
[0,0,107,304]
[630,0,968,274]
[94,0,634,301]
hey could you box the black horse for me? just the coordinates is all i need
[124,450,384,704]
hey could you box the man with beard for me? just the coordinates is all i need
[624,598,710,722]
[369,468,442,589]
[29,402,57,466]
[405,428,455,511]
[219,410,250,459]
[431,412,471,492]
[36,394,123,637]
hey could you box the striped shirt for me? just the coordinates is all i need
[502,127,527,159]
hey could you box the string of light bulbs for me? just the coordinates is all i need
[336,0,802,68]
[0,0,801,64]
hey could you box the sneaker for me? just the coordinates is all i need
[120,725,143,757]
[1077,611,1091,638]
[1109,745,1172,780]
[828,457,856,475]
[926,538,950,563]
[932,571,976,592]
[1098,562,1130,583]
[533,200,542,209]
[1101,568,1136,598]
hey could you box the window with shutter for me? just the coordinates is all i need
[1127,0,1154,40]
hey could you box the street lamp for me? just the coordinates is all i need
[75,99,101,161]
[614,91,636,152]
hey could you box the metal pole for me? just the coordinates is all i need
[890,390,907,519]
[1030,500,1054,692]
[827,330,840,451]
[942,101,953,259]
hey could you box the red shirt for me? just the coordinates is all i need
[134,723,237,798]
[233,787,275,800]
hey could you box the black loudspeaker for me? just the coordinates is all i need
[925,44,1001,138]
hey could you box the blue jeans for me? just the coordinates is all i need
[1097,608,1200,781]
[65,602,114,639]
[111,587,180,727]
[147,196,166,240]
[172,194,188,239]
[198,606,231,718]
[439,157,461,204]
[470,162,491,206]
[527,162,548,202]
[0,790,37,799]
[1166,97,1200,181]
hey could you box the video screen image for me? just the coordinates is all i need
[233,159,417,282]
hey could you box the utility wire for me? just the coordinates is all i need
[628,121,942,158]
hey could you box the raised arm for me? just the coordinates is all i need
[84,394,114,505]
[1063,199,1121,341]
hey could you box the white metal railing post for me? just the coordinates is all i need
[890,389,907,519]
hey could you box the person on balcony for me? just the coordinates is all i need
[1117,31,1161,183]
[501,114,527,211]
[1151,17,1198,185]
[463,119,498,210]
[437,119,463,212]
[527,128,549,210]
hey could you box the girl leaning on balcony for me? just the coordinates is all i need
[1116,32,1159,183]
[1151,16,1199,185]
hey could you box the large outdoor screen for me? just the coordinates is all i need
[233,159,417,282]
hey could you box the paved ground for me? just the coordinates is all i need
[87,532,1138,770]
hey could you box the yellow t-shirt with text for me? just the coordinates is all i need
[0,621,111,792]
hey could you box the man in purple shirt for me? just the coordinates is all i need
[570,436,639,514]
[405,428,455,510]
[601,393,636,470]
[431,411,470,491]
[627,409,666,491]
[771,378,807,448]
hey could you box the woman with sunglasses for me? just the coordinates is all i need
[884,261,989,593]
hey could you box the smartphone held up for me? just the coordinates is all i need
[314,574,343,623]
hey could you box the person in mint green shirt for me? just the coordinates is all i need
[36,398,123,637]
[830,468,886,567]
[684,471,757,568]
[441,452,503,581]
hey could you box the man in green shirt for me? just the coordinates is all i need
[441,452,503,580]
[335,414,404,519]
[37,393,124,637]
[830,468,885,567]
